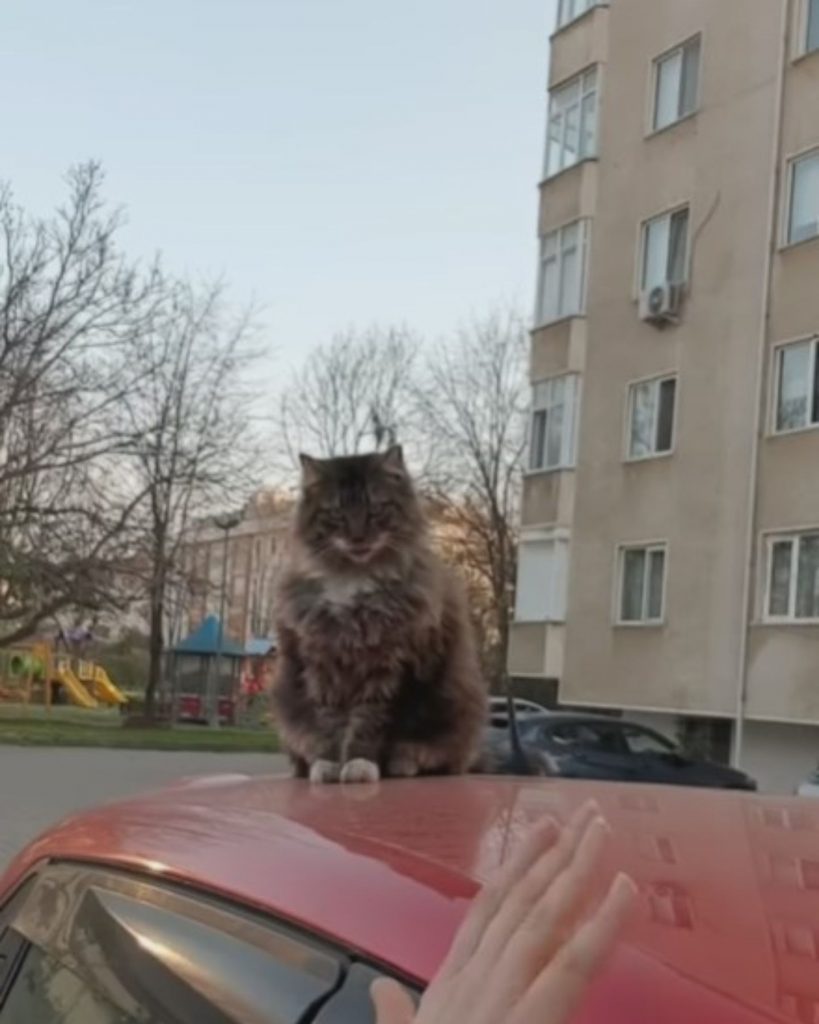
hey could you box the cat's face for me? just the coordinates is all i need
[296,446,422,567]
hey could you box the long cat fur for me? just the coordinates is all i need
[272,445,487,784]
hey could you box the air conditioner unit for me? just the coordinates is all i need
[639,283,684,325]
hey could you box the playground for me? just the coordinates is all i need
[0,642,129,713]
[0,616,279,751]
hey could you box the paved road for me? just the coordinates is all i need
[0,747,288,870]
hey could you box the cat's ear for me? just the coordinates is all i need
[380,444,406,477]
[299,453,322,487]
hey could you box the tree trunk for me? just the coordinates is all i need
[144,573,165,720]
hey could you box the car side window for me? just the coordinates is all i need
[587,727,629,755]
[623,727,675,755]
[0,864,344,1024]
[0,945,149,1023]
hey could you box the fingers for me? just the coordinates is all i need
[508,815,610,972]
[370,978,416,1024]
[441,814,560,973]
[520,872,638,1023]
[475,801,602,961]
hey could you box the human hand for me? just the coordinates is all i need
[371,800,636,1024]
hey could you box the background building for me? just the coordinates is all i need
[182,491,291,645]
[510,0,819,792]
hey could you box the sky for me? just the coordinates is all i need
[1,0,556,381]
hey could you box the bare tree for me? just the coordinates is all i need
[275,313,527,685]
[0,163,161,645]
[121,281,264,717]
[416,309,528,686]
[277,326,419,462]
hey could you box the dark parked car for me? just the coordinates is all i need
[490,712,757,790]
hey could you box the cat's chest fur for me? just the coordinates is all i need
[320,574,381,608]
[288,568,431,668]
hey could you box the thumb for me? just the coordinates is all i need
[370,977,416,1024]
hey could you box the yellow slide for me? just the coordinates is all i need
[87,665,128,707]
[55,664,98,708]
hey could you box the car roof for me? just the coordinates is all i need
[522,711,662,730]
[1,775,813,1023]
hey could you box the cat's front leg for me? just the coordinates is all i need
[339,700,390,784]
[307,703,346,783]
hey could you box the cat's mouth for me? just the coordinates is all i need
[334,537,385,563]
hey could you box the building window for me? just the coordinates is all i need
[536,219,589,323]
[788,150,819,245]
[641,207,689,291]
[618,544,666,624]
[545,69,598,178]
[515,536,569,623]
[653,37,701,132]
[775,339,819,432]
[536,220,589,324]
[627,376,677,459]
[529,374,579,472]
[766,532,819,621]
[557,0,601,29]
[805,0,819,54]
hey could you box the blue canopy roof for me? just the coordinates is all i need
[244,636,277,657]
[172,615,245,658]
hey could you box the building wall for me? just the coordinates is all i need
[742,720,819,795]
[513,1,819,738]
[562,0,782,716]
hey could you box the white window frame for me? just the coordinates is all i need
[638,204,690,292]
[515,530,571,624]
[625,373,678,461]
[535,219,590,326]
[556,0,603,30]
[528,373,580,473]
[544,68,599,180]
[795,0,819,57]
[650,36,702,134]
[785,148,819,247]
[771,337,819,435]
[615,543,668,626]
[763,530,819,624]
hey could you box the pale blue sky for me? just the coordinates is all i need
[1,0,555,377]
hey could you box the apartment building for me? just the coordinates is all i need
[509,0,819,792]
[182,491,291,645]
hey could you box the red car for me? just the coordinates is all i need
[0,775,815,1023]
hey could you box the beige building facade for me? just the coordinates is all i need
[510,0,819,791]
[181,491,291,645]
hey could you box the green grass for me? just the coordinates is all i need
[0,705,280,753]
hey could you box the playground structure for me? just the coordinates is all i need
[162,616,277,726]
[0,642,128,710]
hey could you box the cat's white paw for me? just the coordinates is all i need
[340,758,381,784]
[309,759,341,784]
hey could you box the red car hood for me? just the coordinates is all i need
[2,775,816,1024]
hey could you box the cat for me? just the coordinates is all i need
[272,445,487,784]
